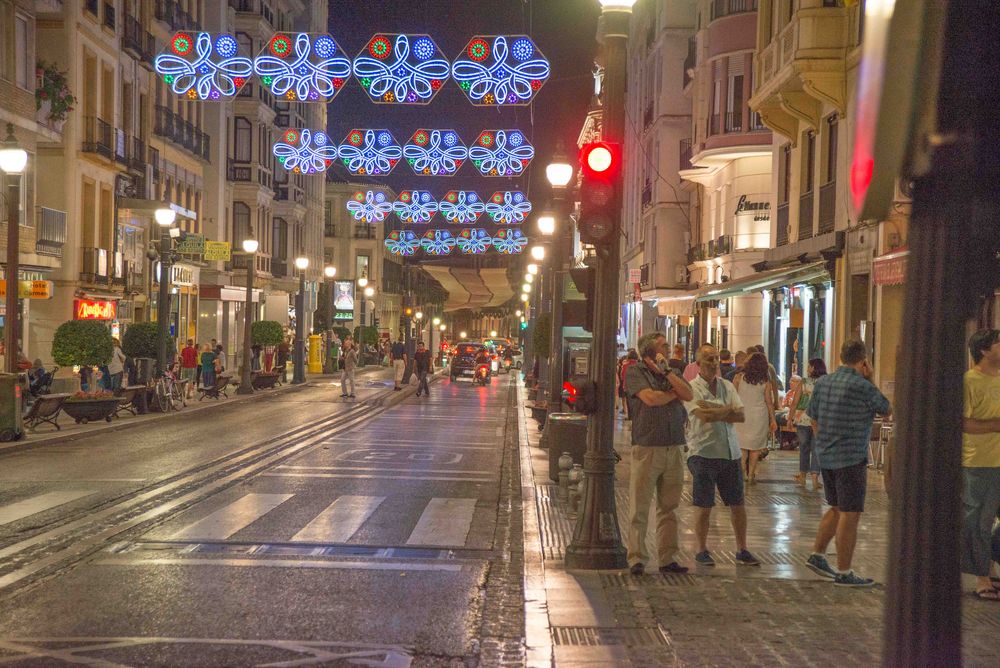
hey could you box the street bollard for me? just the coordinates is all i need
[558,452,573,503]
[567,464,584,516]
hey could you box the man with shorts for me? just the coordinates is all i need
[390,339,407,391]
[685,343,760,567]
[805,339,891,587]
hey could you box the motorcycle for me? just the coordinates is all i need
[473,363,491,386]
[500,357,513,374]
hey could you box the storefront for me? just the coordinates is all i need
[151,263,200,344]
[199,284,263,367]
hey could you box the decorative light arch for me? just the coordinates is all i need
[452,36,550,106]
[272,129,337,174]
[393,190,438,224]
[338,129,402,176]
[154,32,253,99]
[420,229,456,255]
[353,34,451,104]
[469,130,535,177]
[439,191,485,224]
[492,228,529,254]
[486,191,532,224]
[385,229,421,256]
[403,129,467,176]
[253,33,351,102]
[456,228,492,255]
[346,190,393,223]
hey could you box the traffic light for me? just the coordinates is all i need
[577,141,622,246]
[403,307,414,318]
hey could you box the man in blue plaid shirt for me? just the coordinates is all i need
[804,339,891,587]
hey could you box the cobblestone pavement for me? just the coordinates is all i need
[518,385,1000,667]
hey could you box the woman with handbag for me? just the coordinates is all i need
[788,358,827,490]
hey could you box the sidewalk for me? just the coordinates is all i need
[517,384,1000,666]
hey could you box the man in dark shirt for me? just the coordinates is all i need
[718,349,736,380]
[390,339,407,391]
[414,341,433,397]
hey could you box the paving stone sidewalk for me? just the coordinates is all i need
[517,385,1000,667]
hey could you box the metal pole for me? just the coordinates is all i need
[565,5,629,570]
[236,253,255,394]
[547,196,569,411]
[292,272,305,384]
[323,279,333,374]
[3,175,20,374]
[359,291,366,363]
[156,228,172,377]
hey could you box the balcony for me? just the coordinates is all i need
[103,2,115,30]
[155,0,199,31]
[227,158,271,190]
[122,14,154,63]
[114,128,128,165]
[715,235,732,256]
[641,182,652,210]
[679,138,693,171]
[229,0,275,26]
[711,0,757,21]
[274,184,305,205]
[799,191,814,240]
[324,223,337,238]
[82,117,114,160]
[724,111,743,133]
[750,111,766,131]
[776,203,790,247]
[818,181,837,234]
[236,82,275,110]
[271,260,288,278]
[354,224,376,240]
[81,247,110,282]
[35,207,67,258]
[149,146,160,182]
[129,136,145,173]
[154,105,210,161]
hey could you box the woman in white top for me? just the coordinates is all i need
[733,353,777,484]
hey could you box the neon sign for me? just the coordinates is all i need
[452,36,550,106]
[272,129,337,174]
[154,32,253,100]
[253,33,351,102]
[75,299,117,321]
[353,34,451,104]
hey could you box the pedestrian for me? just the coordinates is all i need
[107,338,127,392]
[179,339,198,398]
[719,349,736,380]
[624,332,694,576]
[805,339,891,587]
[725,350,747,382]
[200,343,216,389]
[214,344,227,375]
[277,338,291,383]
[617,349,639,417]
[340,338,358,398]
[787,358,827,490]
[960,329,1000,601]
[414,340,433,397]
[390,338,407,390]
[251,343,262,372]
[329,332,341,372]
[753,344,782,407]
[79,364,92,392]
[684,343,760,567]
[733,353,778,484]
[668,343,686,374]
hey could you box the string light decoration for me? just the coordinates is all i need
[403,129,468,176]
[353,34,451,104]
[393,190,439,224]
[154,32,253,100]
[452,36,550,106]
[384,229,421,256]
[338,129,402,176]
[420,229,456,255]
[469,130,535,176]
[486,191,532,224]
[272,129,338,174]
[456,228,492,255]
[252,33,351,102]
[346,190,393,223]
[492,228,529,254]
[439,190,485,224]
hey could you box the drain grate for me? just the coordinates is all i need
[601,572,698,587]
[552,626,670,647]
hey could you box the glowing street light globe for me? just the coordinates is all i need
[490,330,498,338]
[460,331,468,339]
[155,204,176,227]
[242,237,259,254]
[515,309,522,317]
[0,125,28,174]
[530,245,545,261]
[364,286,375,297]
[324,265,337,278]
[432,317,441,326]
[527,264,539,275]
[598,0,638,8]
[439,324,446,332]
[524,273,534,283]
[415,311,423,320]
[537,215,556,236]
[522,283,531,293]
[294,256,309,271]
[357,276,368,288]
[520,293,529,302]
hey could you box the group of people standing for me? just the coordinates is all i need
[177,339,229,396]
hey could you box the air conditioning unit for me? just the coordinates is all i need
[893,177,914,203]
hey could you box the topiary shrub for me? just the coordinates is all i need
[353,326,379,346]
[51,321,113,367]
[532,312,551,359]
[333,326,351,342]
[251,320,284,347]
[121,321,169,359]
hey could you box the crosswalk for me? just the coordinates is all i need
[0,490,96,526]
[159,493,480,548]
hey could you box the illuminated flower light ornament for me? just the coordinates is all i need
[346,190,393,223]
[403,129,468,176]
[486,191,532,224]
[393,190,439,224]
[492,228,529,254]
[452,36,550,106]
[439,191,486,225]
[154,32,253,100]
[353,34,451,104]
[469,130,535,177]
[253,33,351,102]
[456,229,492,255]
[272,129,338,174]
[420,229,457,256]
[338,129,402,176]
[385,229,421,256]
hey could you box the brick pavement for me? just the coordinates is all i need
[517,385,1000,667]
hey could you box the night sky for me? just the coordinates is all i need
[325,0,601,213]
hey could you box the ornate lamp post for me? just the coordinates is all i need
[322,265,336,373]
[545,145,574,412]
[292,255,309,384]
[0,124,27,374]
[235,233,259,395]
[357,275,369,355]
[414,310,423,343]
[154,198,177,377]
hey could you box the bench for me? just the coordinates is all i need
[24,393,70,432]
[115,385,146,417]
[198,374,232,400]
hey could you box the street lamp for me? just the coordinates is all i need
[357,275,368,288]
[520,293,529,302]
[545,141,575,419]
[530,245,546,261]
[515,310,522,317]
[490,330,497,338]
[154,195,176,377]
[527,263,539,275]
[525,273,534,284]
[320,266,337,373]
[292,255,309,384]
[324,265,336,279]
[459,330,467,339]
[236,233,259,395]
[0,123,27,375]
[537,214,556,236]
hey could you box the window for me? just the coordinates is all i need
[779,144,791,204]
[272,218,288,261]
[234,117,251,162]
[233,202,250,245]
[0,171,30,227]
[356,254,370,281]
[803,131,816,193]
[725,56,744,132]
[14,13,29,89]
[825,114,838,184]
[710,62,722,135]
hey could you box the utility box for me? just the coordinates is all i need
[0,373,24,442]
[546,413,588,482]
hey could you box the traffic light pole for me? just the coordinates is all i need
[565,5,629,570]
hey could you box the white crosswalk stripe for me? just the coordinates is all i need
[170,493,293,540]
[290,495,385,543]
[405,497,477,547]
[0,491,96,526]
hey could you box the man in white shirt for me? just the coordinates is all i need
[685,343,760,567]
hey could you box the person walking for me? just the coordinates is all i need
[960,329,1000,601]
[618,349,639,417]
[787,358,827,490]
[179,339,198,398]
[414,341,433,397]
[734,353,778,484]
[390,338,407,391]
[340,338,358,398]
[200,343,216,389]
[753,344,782,407]
[685,343,760,567]
[725,350,747,382]
[719,349,736,380]
[805,339,891,587]
[277,338,291,383]
[329,331,341,373]
[624,332,694,576]
[214,345,227,375]
[107,338,127,392]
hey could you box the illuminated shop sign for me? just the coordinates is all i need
[75,299,117,321]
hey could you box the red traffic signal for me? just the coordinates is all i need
[580,141,621,178]
[577,141,622,246]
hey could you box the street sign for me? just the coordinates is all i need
[0,280,54,300]
[203,241,232,261]
[176,234,206,254]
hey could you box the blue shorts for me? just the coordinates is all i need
[687,455,744,508]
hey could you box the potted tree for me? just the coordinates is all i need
[122,321,170,384]
[251,321,283,388]
[51,321,118,424]
[353,325,380,367]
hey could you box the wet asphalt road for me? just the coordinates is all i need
[0,371,520,666]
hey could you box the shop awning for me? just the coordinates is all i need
[872,246,909,286]
[653,290,697,316]
[694,262,829,302]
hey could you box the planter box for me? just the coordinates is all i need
[62,398,120,424]
[251,373,279,390]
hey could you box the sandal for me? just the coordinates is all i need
[793,473,806,487]
[974,588,1000,601]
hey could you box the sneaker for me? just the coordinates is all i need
[695,550,715,566]
[659,562,689,574]
[629,563,645,576]
[735,549,760,566]
[349,394,356,398]
[834,571,876,588]
[415,393,421,397]
[806,554,837,579]
[340,394,348,398]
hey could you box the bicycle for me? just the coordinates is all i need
[153,363,187,413]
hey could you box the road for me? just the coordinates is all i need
[0,371,523,667]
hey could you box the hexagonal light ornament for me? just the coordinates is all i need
[338,129,402,176]
[253,33,351,102]
[403,129,468,176]
[452,35,550,106]
[154,32,253,100]
[272,129,338,174]
[439,191,485,225]
[456,229,492,255]
[492,228,529,254]
[420,229,456,256]
[486,191,532,224]
[393,190,439,224]
[346,190,393,224]
[353,34,451,104]
[469,130,535,177]
[385,229,421,256]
